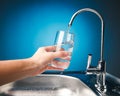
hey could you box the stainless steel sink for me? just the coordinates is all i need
[2,74,96,96]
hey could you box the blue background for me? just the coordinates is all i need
[0,0,120,77]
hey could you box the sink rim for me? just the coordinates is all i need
[1,74,97,96]
[17,74,96,94]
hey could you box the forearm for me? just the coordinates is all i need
[0,58,37,85]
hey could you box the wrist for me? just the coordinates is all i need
[21,58,39,77]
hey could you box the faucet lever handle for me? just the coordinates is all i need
[87,54,92,69]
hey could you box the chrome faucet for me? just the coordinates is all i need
[68,8,106,93]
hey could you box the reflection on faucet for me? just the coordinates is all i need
[68,8,106,93]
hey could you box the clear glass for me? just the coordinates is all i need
[51,30,74,69]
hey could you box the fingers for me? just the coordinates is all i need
[44,46,65,52]
[47,66,64,71]
[61,56,71,61]
[44,46,56,52]
[50,60,70,69]
[52,51,70,59]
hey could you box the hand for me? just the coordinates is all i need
[30,46,70,75]
[0,46,70,85]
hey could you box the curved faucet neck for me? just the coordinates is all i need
[68,8,104,62]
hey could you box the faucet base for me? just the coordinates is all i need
[95,84,107,93]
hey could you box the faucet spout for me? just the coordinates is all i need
[68,8,106,93]
[68,8,104,62]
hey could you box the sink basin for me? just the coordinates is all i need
[3,74,96,96]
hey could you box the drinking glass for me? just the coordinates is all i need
[51,30,74,69]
